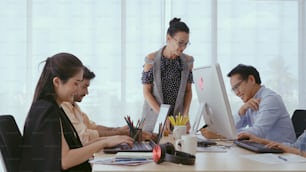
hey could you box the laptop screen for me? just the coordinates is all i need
[103,104,171,154]
[153,104,170,134]
[153,104,170,143]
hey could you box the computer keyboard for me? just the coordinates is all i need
[234,140,283,153]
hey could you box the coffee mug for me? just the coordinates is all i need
[175,134,197,155]
[173,125,187,140]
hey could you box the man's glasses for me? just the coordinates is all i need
[172,37,190,48]
[231,80,244,93]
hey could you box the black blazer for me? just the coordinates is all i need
[19,99,91,172]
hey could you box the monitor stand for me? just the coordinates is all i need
[191,102,205,134]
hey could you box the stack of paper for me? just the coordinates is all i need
[115,152,153,159]
[242,153,306,164]
[90,152,153,166]
[197,146,228,152]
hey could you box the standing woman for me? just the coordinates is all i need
[19,53,133,172]
[141,18,194,133]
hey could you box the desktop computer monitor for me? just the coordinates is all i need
[192,63,237,139]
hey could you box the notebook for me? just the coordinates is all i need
[103,104,170,154]
[234,140,283,153]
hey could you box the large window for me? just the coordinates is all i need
[1,0,305,131]
[218,0,300,114]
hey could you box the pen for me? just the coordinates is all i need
[139,118,145,129]
[124,116,133,131]
[197,124,208,132]
[133,129,141,141]
[278,155,287,162]
[115,158,148,162]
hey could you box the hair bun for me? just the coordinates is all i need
[169,17,181,26]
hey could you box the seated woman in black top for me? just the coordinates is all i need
[20,53,134,172]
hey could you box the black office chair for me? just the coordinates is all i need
[291,109,306,138]
[0,115,22,172]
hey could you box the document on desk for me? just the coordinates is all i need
[197,146,228,152]
[90,157,153,166]
[196,134,228,152]
[90,152,153,166]
[241,153,306,164]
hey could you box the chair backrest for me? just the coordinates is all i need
[0,115,22,172]
[291,109,306,138]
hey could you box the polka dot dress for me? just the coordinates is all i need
[142,56,193,116]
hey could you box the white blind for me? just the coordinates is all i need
[0,0,305,131]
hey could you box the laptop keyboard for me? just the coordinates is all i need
[116,141,153,151]
[131,142,153,151]
[234,140,283,153]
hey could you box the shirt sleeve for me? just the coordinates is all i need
[239,95,284,138]
[141,65,153,84]
[62,102,99,145]
[283,131,306,151]
[74,107,99,144]
[235,110,251,131]
[82,111,97,129]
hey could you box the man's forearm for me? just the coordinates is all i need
[96,125,128,137]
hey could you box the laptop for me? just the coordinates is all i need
[103,104,170,154]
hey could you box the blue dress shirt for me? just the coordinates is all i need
[283,130,306,152]
[235,86,296,143]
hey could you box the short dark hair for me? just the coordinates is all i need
[167,17,190,37]
[83,66,95,80]
[227,64,261,84]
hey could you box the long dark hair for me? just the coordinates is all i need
[33,53,83,103]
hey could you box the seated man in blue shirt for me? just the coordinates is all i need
[201,64,296,143]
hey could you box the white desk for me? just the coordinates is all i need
[92,137,306,172]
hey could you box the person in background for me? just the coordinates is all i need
[238,132,306,157]
[19,53,133,172]
[62,66,153,145]
[201,64,296,143]
[141,17,194,133]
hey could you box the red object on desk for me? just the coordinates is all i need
[152,145,162,163]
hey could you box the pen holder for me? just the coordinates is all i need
[130,128,142,142]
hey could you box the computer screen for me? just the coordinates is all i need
[192,63,237,139]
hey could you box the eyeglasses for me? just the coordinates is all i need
[231,80,244,93]
[172,37,190,48]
